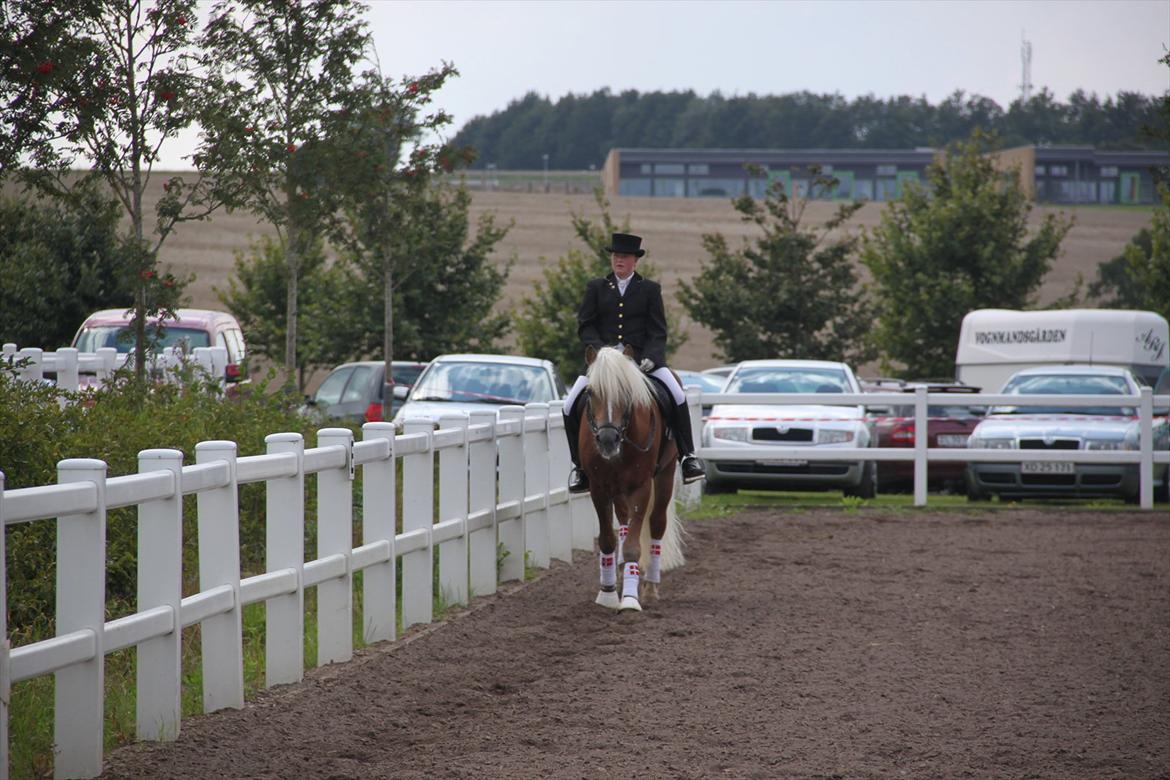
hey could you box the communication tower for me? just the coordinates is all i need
[1020,33,1033,102]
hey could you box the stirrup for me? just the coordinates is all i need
[568,467,590,493]
[680,456,705,484]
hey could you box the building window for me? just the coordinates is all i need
[688,163,709,175]
[654,163,685,175]
[876,164,897,177]
[853,179,874,201]
[1049,164,1068,177]
[687,178,745,198]
[1099,166,1118,178]
[619,178,652,197]
[653,178,686,197]
[1035,165,1046,176]
[819,164,833,174]
[875,178,898,201]
[639,164,652,175]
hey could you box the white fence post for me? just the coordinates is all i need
[1,471,9,780]
[523,403,551,570]
[194,441,244,712]
[467,411,498,597]
[56,348,80,397]
[546,401,573,563]
[496,406,526,582]
[1139,387,1153,509]
[136,449,184,742]
[316,428,353,666]
[401,421,434,629]
[17,348,42,384]
[913,386,928,507]
[54,458,107,780]
[438,415,470,608]
[264,433,304,686]
[361,423,396,644]
[95,347,118,386]
[677,388,703,510]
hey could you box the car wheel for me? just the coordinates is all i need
[965,468,990,502]
[856,461,877,499]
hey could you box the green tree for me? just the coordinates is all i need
[514,188,685,383]
[0,186,136,347]
[861,132,1073,378]
[678,167,872,365]
[1,0,209,377]
[1089,229,1153,309]
[196,0,370,380]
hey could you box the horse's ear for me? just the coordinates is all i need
[585,345,597,365]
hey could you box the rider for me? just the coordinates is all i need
[562,232,706,493]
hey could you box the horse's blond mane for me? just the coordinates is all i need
[586,347,655,410]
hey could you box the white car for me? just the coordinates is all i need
[966,364,1170,502]
[391,353,565,426]
[701,359,876,497]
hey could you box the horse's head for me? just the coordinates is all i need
[583,346,655,462]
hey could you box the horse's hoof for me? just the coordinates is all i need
[639,581,659,603]
[595,590,621,610]
[619,595,642,612]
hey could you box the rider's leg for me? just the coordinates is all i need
[648,366,706,484]
[563,375,590,493]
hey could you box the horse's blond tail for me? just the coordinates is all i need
[639,478,686,572]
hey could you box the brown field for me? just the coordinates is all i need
[135,178,1157,374]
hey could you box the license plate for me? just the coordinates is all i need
[1020,461,1075,474]
[937,434,968,447]
[760,459,808,467]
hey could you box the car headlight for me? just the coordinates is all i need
[712,427,749,442]
[1084,438,1133,451]
[970,436,1015,449]
[816,429,854,444]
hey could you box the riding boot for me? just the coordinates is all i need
[672,402,706,484]
[563,395,590,493]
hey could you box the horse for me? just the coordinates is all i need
[578,345,686,612]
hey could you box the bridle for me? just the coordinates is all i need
[583,388,656,453]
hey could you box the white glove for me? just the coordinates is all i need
[639,358,654,373]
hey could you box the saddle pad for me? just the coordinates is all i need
[645,376,675,440]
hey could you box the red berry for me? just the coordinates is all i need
[140,270,155,280]
[176,14,187,25]
[408,82,418,94]
[244,126,254,134]
[36,61,53,75]
[286,143,296,152]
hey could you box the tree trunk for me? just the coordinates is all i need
[285,189,300,389]
[381,246,395,420]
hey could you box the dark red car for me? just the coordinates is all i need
[866,383,985,492]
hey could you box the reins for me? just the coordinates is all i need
[583,388,657,453]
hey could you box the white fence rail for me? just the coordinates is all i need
[0,402,614,780]
[693,386,1170,509]
[1,343,230,395]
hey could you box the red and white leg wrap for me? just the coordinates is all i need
[622,561,640,597]
[599,552,617,589]
[617,524,629,563]
[645,539,663,584]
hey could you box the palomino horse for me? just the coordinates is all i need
[579,346,685,611]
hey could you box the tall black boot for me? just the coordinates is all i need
[563,395,589,493]
[672,402,706,484]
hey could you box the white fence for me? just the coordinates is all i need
[0,403,614,779]
[1,344,230,394]
[695,386,1170,509]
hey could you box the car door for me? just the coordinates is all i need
[335,364,381,421]
[314,366,355,418]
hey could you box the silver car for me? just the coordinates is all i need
[966,365,1170,501]
[701,360,876,497]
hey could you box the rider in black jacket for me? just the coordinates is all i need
[562,232,706,492]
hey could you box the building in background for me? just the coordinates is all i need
[603,146,1169,205]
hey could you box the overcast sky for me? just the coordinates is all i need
[159,0,1169,169]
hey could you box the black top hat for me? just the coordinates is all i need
[605,232,645,257]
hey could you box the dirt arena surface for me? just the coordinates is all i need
[101,507,1169,780]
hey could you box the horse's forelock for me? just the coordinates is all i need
[587,347,654,411]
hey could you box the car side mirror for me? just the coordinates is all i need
[392,385,409,400]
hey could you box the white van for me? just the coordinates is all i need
[955,308,1169,392]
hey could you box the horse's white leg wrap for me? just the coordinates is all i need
[645,538,662,584]
[599,551,616,589]
[617,524,629,563]
[619,561,642,611]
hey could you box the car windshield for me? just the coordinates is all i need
[73,325,211,354]
[408,361,553,404]
[993,374,1135,416]
[676,371,724,392]
[725,367,851,394]
[890,404,985,418]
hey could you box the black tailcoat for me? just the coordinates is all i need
[577,272,668,369]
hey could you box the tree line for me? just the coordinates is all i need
[453,87,1166,170]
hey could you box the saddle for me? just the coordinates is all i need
[645,375,675,442]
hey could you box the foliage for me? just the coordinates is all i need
[0,0,210,377]
[0,186,133,348]
[0,365,317,642]
[196,0,372,374]
[678,167,873,365]
[1089,229,1154,309]
[514,188,686,382]
[861,132,1072,378]
[453,87,1168,170]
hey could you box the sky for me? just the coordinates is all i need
[158,0,1170,169]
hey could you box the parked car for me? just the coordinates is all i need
[307,360,429,423]
[965,364,1170,502]
[701,364,737,381]
[676,369,725,421]
[71,308,247,383]
[701,359,876,497]
[867,383,984,492]
[392,353,565,426]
